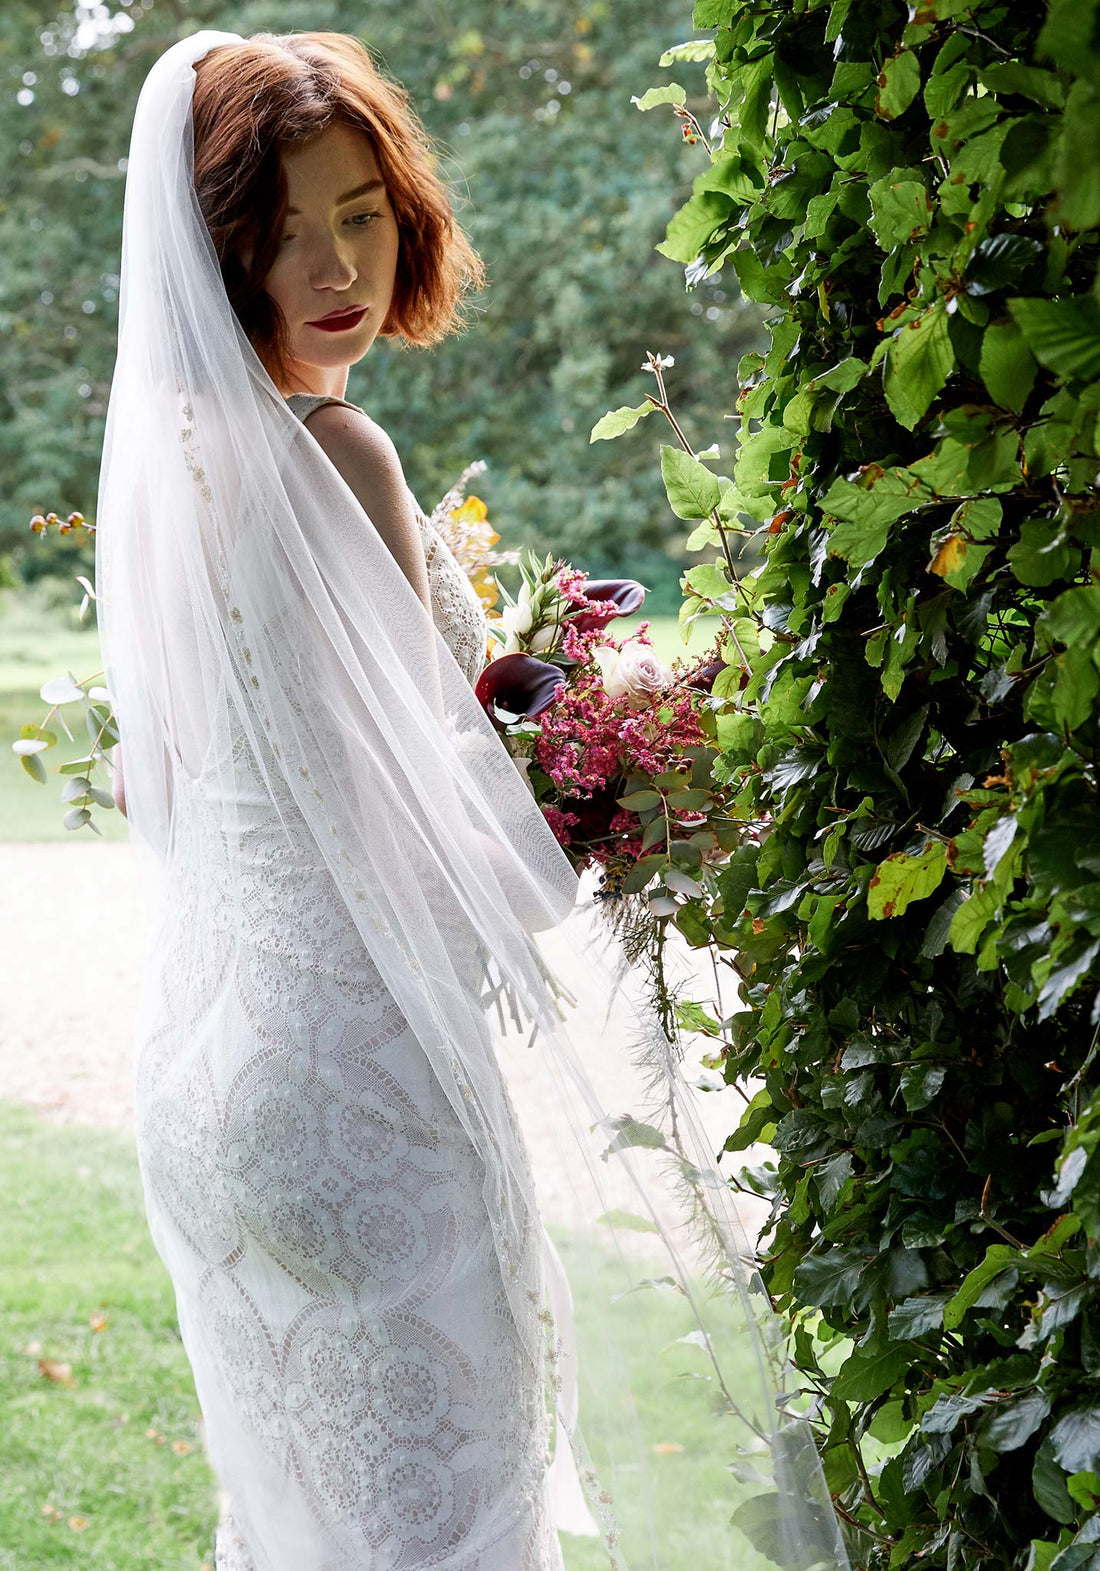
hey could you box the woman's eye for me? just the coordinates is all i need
[278,212,379,246]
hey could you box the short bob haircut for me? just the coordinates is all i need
[191,31,485,393]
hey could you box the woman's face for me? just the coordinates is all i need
[250,122,400,395]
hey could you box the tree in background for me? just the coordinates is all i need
[0,0,765,613]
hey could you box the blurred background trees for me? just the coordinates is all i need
[0,0,765,615]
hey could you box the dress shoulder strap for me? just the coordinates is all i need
[285,393,365,421]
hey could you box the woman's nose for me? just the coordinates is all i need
[307,236,357,288]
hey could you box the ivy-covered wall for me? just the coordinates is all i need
[634,0,1100,1564]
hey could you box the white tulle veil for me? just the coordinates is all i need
[94,27,851,1571]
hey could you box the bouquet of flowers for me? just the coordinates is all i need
[473,549,743,909]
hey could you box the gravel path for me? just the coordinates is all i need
[0,841,767,1243]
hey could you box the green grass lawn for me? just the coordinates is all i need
[0,1097,780,1569]
[0,588,723,845]
[0,1100,220,1571]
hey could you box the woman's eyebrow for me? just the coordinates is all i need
[286,178,384,216]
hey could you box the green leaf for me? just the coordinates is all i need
[1052,648,1100,731]
[919,889,968,958]
[694,152,763,204]
[980,320,1040,412]
[822,467,933,569]
[19,750,47,784]
[944,1244,1020,1329]
[661,445,722,520]
[950,496,1004,541]
[1009,294,1100,382]
[975,1390,1051,1453]
[616,789,662,810]
[1066,1470,1100,1511]
[1008,519,1076,587]
[927,533,994,591]
[832,1336,911,1402]
[1042,585,1100,646]
[1034,1435,1078,1525]
[1037,939,1100,1020]
[724,1088,776,1154]
[981,61,1066,109]
[793,1247,867,1309]
[983,814,1019,877]
[948,886,1001,954]
[590,402,656,442]
[656,189,734,264]
[631,84,687,110]
[684,561,737,607]
[658,39,716,66]
[966,234,1045,297]
[867,174,933,250]
[876,51,922,120]
[900,1062,947,1111]
[1056,79,1100,230]
[1052,1406,1100,1475]
[597,1115,668,1156]
[731,1493,813,1569]
[867,842,948,920]
[888,1291,952,1337]
[884,301,956,429]
[806,357,869,395]
[922,1389,996,1435]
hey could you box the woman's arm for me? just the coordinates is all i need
[300,403,446,719]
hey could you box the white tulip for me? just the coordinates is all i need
[529,623,557,653]
[500,600,534,639]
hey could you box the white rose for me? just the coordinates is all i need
[593,640,673,705]
[592,643,628,699]
[618,641,674,702]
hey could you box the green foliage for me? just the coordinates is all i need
[639,0,1100,1563]
[0,0,763,603]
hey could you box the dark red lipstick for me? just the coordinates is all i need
[307,306,367,332]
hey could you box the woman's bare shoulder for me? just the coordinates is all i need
[299,404,427,598]
[302,402,410,512]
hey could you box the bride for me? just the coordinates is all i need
[96,27,850,1571]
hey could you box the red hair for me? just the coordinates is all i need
[190,31,486,389]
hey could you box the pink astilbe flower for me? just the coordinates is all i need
[541,805,582,846]
[535,669,624,796]
[534,668,707,799]
[555,566,590,606]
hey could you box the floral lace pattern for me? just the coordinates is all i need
[130,427,565,1565]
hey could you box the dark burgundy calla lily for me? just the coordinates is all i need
[475,652,565,721]
[684,659,729,693]
[568,578,646,633]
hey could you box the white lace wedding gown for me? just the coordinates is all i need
[131,394,564,1571]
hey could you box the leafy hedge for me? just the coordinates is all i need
[621,0,1100,1565]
